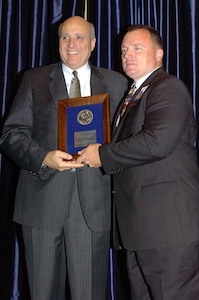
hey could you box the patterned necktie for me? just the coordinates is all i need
[115,83,137,128]
[69,70,81,98]
[120,83,137,117]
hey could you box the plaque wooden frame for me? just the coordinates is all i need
[58,93,110,157]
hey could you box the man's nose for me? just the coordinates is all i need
[123,49,133,58]
[68,38,76,47]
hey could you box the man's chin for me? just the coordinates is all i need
[125,69,136,78]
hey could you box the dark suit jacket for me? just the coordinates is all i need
[0,62,128,231]
[100,67,199,250]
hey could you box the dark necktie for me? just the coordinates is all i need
[120,83,137,117]
[69,70,81,98]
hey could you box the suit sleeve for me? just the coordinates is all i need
[0,70,54,179]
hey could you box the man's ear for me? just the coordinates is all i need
[156,49,164,61]
[91,38,96,52]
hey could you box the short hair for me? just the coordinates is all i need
[58,20,96,40]
[89,23,96,39]
[127,25,163,49]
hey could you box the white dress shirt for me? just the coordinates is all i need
[62,62,91,97]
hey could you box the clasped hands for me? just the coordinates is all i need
[43,143,102,171]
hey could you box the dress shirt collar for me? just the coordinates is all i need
[135,66,161,89]
[62,62,90,78]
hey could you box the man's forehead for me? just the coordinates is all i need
[60,23,89,35]
[125,29,150,39]
[122,30,151,44]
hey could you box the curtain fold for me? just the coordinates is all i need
[0,0,198,299]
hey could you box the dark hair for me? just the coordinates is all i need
[127,25,163,49]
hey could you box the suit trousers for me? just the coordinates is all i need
[22,178,110,300]
[126,241,199,300]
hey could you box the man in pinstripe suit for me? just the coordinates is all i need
[0,16,128,300]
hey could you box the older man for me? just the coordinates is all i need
[0,16,128,300]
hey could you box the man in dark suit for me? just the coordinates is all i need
[0,16,128,300]
[77,25,199,299]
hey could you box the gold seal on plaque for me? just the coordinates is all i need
[77,109,93,125]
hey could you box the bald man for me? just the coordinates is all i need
[0,16,128,299]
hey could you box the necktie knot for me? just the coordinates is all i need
[69,70,81,98]
[129,83,136,95]
[72,70,78,78]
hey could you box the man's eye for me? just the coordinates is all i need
[121,48,127,54]
[62,35,69,40]
[76,35,83,40]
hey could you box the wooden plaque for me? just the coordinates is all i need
[58,93,110,157]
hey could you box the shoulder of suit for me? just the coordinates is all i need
[22,63,60,84]
[152,69,184,86]
[148,69,189,96]
[24,62,59,76]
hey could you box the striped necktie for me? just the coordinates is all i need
[69,70,81,98]
[120,83,137,117]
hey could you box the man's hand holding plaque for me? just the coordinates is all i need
[76,143,102,168]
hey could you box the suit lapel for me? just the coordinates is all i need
[48,62,68,104]
[112,67,165,139]
[136,67,165,92]
[48,63,108,102]
[90,64,108,95]
[127,67,165,110]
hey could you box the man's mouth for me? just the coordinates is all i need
[126,62,136,68]
[68,51,79,55]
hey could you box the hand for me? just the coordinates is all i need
[43,150,84,171]
[76,144,102,168]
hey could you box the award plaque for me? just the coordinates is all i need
[58,93,110,157]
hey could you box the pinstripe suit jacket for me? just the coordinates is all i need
[0,62,128,231]
[99,67,199,249]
